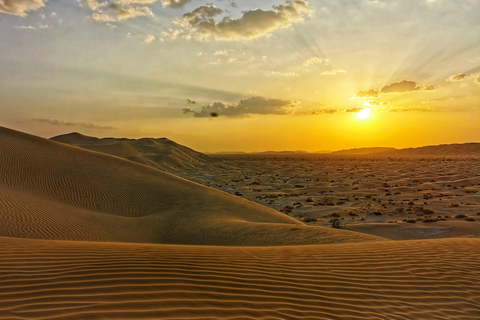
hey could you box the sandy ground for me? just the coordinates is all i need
[1,127,480,319]
[187,154,480,239]
[1,236,480,319]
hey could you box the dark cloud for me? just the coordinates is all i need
[354,90,381,99]
[345,106,365,113]
[381,80,437,93]
[447,73,468,81]
[422,84,437,91]
[182,107,195,114]
[186,98,196,104]
[184,96,298,118]
[177,0,311,40]
[0,0,47,16]
[446,73,480,85]
[309,108,338,115]
[32,119,114,129]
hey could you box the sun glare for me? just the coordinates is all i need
[357,108,371,120]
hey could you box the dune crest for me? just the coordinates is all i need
[0,126,381,245]
[51,132,223,172]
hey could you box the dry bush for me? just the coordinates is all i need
[331,218,342,229]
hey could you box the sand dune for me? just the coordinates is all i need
[51,132,224,172]
[3,126,480,319]
[0,126,381,245]
[1,235,480,319]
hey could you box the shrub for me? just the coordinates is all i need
[422,209,435,215]
[465,217,475,222]
[331,218,342,229]
[455,214,467,219]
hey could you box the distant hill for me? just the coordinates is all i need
[51,132,222,171]
[331,147,397,155]
[332,143,480,157]
[379,143,480,157]
[259,150,309,154]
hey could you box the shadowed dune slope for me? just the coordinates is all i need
[51,132,223,171]
[1,236,480,320]
[0,126,382,245]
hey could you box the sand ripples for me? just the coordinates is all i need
[1,236,480,319]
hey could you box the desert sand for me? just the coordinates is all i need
[1,126,480,319]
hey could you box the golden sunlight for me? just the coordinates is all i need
[357,108,371,120]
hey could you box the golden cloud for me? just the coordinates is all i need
[177,0,312,40]
[183,96,299,117]
[0,0,47,17]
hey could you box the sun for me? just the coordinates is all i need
[357,108,371,120]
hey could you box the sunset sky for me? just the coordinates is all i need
[1,0,479,152]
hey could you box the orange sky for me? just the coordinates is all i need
[1,0,479,152]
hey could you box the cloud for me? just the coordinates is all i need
[161,0,190,8]
[309,106,338,115]
[84,0,154,22]
[447,73,468,82]
[364,100,389,107]
[116,5,153,20]
[446,72,480,85]
[354,90,381,99]
[92,12,115,22]
[182,107,195,113]
[474,74,480,85]
[143,34,155,43]
[32,119,114,129]
[388,107,433,113]
[186,98,196,104]
[304,57,325,66]
[184,96,298,118]
[0,0,47,17]
[16,22,50,29]
[84,0,106,11]
[381,80,437,93]
[321,69,346,75]
[345,106,365,113]
[17,25,36,29]
[214,49,229,56]
[118,0,158,4]
[176,0,312,40]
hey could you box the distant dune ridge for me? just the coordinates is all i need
[331,147,398,155]
[0,126,380,245]
[332,143,480,157]
[51,132,222,171]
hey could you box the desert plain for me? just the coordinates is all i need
[1,126,480,319]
